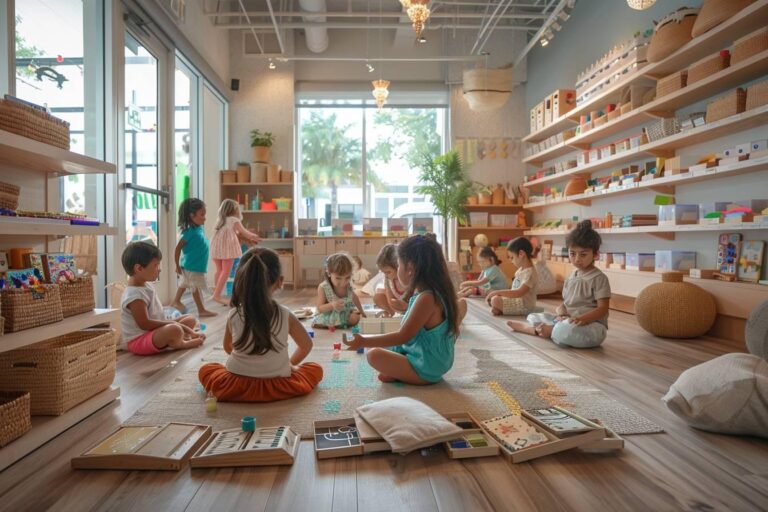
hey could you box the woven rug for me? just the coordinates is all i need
[125,315,663,437]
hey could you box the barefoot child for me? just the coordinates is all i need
[171,198,217,317]
[373,244,408,316]
[486,237,538,316]
[314,253,366,328]
[121,241,205,355]
[344,234,468,385]
[507,220,611,348]
[210,199,261,304]
[199,248,323,401]
[351,255,371,293]
[458,246,508,297]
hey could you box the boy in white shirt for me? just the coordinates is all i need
[121,241,205,355]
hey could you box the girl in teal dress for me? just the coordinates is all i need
[345,234,467,384]
[313,253,365,329]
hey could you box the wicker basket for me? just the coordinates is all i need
[59,276,95,318]
[687,51,730,85]
[706,88,747,123]
[635,272,716,338]
[647,8,699,63]
[0,98,70,150]
[0,329,116,416]
[692,0,755,38]
[0,180,21,210]
[732,28,768,65]
[643,118,680,143]
[0,286,63,332]
[746,80,768,111]
[656,71,688,98]
[0,391,31,447]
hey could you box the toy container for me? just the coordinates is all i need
[658,204,699,225]
[655,250,697,273]
[626,253,655,271]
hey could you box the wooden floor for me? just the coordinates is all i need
[1,288,767,512]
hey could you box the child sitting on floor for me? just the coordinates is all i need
[313,253,366,328]
[458,246,508,297]
[351,255,372,293]
[198,247,323,402]
[507,220,611,348]
[120,241,205,355]
[345,234,467,385]
[373,243,409,317]
[486,237,538,316]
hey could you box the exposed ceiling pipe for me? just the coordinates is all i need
[299,0,329,53]
[513,0,568,68]
[219,22,536,30]
[205,10,548,20]
[470,0,511,54]
[236,0,264,54]
[276,55,485,62]
[265,0,286,54]
[435,0,543,7]
[474,0,516,55]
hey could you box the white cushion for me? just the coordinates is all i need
[662,353,768,438]
[535,260,558,295]
[356,397,462,454]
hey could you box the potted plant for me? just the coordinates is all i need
[415,150,472,254]
[250,129,275,163]
[474,182,493,205]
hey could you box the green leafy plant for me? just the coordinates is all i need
[250,129,275,147]
[415,149,472,253]
[472,181,493,195]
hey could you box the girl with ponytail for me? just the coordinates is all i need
[198,247,323,401]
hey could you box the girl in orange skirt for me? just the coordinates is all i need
[199,247,323,402]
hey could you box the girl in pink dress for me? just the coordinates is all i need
[210,199,261,304]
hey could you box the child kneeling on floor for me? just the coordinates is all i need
[507,220,611,348]
[485,237,538,315]
[345,234,467,385]
[313,252,366,329]
[121,241,205,355]
[199,248,323,402]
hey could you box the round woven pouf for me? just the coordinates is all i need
[635,271,717,338]
[746,300,768,360]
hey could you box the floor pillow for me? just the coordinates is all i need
[746,299,768,361]
[662,353,768,438]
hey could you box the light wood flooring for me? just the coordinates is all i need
[1,289,767,512]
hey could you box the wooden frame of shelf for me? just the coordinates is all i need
[0,309,120,354]
[0,220,117,237]
[525,222,768,240]
[0,129,116,175]
[522,0,768,145]
[458,226,527,231]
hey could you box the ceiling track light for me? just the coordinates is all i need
[558,10,570,21]
[540,37,549,47]
[551,21,561,31]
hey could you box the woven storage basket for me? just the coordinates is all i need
[647,8,699,63]
[692,0,755,38]
[643,118,680,143]
[656,71,687,98]
[0,180,21,210]
[687,51,730,85]
[635,272,716,338]
[0,286,63,332]
[59,276,95,317]
[732,28,768,65]
[0,391,31,447]
[0,98,70,150]
[746,80,768,111]
[0,329,116,415]
[706,88,746,123]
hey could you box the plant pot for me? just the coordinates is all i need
[491,185,506,205]
[267,164,282,183]
[504,198,516,205]
[280,169,293,183]
[236,164,250,183]
[250,163,268,183]
[478,192,492,205]
[221,170,237,184]
[466,196,479,205]
[252,145,271,163]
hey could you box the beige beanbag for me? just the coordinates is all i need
[356,397,462,454]
[662,353,768,438]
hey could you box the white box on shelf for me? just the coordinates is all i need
[469,212,488,227]
[751,139,767,152]
[626,253,655,271]
[736,143,751,156]
[655,251,696,273]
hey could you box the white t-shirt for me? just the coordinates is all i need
[225,303,292,378]
[121,283,165,349]
[562,267,612,326]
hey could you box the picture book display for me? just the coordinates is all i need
[71,423,212,471]
[715,233,742,281]
[388,219,408,237]
[44,253,77,283]
[738,241,765,283]
[363,218,383,236]
[481,414,548,453]
[313,418,364,459]
[298,219,318,236]
[412,217,433,235]
[190,426,299,468]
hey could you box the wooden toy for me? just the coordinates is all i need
[190,426,299,468]
[714,233,742,281]
[738,241,765,283]
[443,412,500,459]
[71,423,212,471]
[313,418,364,459]
[358,316,402,335]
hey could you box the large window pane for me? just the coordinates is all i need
[174,64,192,205]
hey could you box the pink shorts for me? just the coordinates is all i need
[126,330,163,355]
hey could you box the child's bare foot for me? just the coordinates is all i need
[377,373,396,383]
[312,323,328,330]
[212,296,229,305]
[183,336,204,348]
[535,323,554,338]
[198,309,218,317]
[170,302,187,314]
[491,307,502,316]
[506,320,537,335]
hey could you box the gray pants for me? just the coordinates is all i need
[526,313,607,349]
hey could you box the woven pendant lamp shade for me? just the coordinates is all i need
[635,272,717,338]
[627,0,656,10]
[463,66,513,112]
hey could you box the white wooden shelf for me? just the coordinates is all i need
[0,309,120,354]
[0,386,120,472]
[523,140,574,165]
[464,203,525,210]
[523,105,768,188]
[522,0,768,144]
[221,182,292,186]
[0,129,116,175]
[525,156,768,210]
[525,223,768,240]
[0,219,117,237]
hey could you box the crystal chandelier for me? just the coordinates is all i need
[626,0,656,10]
[407,0,430,39]
[371,79,390,110]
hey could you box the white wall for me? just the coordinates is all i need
[175,3,230,83]
[523,0,768,269]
